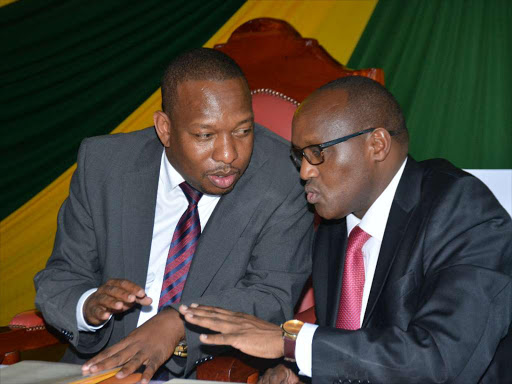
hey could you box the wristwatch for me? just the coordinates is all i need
[281,319,304,362]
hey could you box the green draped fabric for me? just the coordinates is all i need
[0,0,245,220]
[348,0,512,170]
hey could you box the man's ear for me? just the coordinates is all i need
[154,111,172,147]
[368,128,392,162]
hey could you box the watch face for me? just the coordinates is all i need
[283,319,304,335]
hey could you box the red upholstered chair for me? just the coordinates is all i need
[0,310,61,365]
[215,17,384,104]
[251,89,299,141]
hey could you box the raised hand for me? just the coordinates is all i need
[82,308,184,384]
[179,304,284,359]
[83,279,152,326]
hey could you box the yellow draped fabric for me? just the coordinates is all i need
[0,0,18,7]
[0,0,377,324]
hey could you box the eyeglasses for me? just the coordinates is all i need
[290,127,397,167]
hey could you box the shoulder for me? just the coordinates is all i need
[415,158,498,208]
[253,123,291,153]
[414,157,511,242]
[74,127,161,188]
[78,127,159,164]
[81,127,157,155]
[252,124,297,174]
[250,124,302,194]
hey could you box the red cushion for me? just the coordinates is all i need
[252,91,298,141]
[9,310,46,329]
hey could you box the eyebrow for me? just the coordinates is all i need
[192,118,254,130]
[235,117,254,126]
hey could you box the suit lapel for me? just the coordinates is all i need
[327,221,348,327]
[122,135,162,333]
[181,138,268,300]
[362,157,422,327]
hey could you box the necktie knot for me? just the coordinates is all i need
[179,182,202,206]
[347,225,371,250]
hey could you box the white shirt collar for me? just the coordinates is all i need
[347,158,408,240]
[160,151,221,204]
[161,150,185,192]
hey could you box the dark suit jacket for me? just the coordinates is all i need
[34,125,314,376]
[311,157,512,384]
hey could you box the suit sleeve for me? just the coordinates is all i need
[169,176,314,375]
[311,176,512,384]
[34,139,113,355]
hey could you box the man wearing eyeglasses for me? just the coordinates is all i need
[179,76,512,383]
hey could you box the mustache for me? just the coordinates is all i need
[206,166,241,176]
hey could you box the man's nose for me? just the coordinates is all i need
[299,158,318,180]
[213,135,238,164]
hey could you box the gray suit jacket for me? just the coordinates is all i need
[35,125,313,376]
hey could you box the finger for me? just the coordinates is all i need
[88,304,113,323]
[114,352,146,379]
[99,285,139,305]
[259,367,275,384]
[265,366,289,384]
[87,346,138,374]
[92,293,127,312]
[140,360,160,384]
[97,289,150,309]
[288,371,300,384]
[116,279,147,298]
[199,332,240,346]
[183,312,239,333]
[135,295,152,306]
[182,307,237,322]
[187,304,240,316]
[82,342,128,372]
[98,279,148,303]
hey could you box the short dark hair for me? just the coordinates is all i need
[319,76,408,145]
[161,48,248,116]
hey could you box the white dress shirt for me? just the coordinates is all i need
[295,158,407,377]
[76,150,220,331]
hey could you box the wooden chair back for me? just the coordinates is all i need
[215,17,384,103]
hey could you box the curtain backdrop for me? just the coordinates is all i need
[348,0,512,169]
[0,0,246,220]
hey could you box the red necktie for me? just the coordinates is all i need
[335,226,371,330]
[158,182,202,310]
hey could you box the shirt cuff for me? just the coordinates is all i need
[295,322,318,377]
[76,288,112,332]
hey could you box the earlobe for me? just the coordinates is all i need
[154,111,172,147]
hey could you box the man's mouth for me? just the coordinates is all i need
[305,186,321,204]
[207,171,239,189]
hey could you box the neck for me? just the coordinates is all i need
[353,155,406,219]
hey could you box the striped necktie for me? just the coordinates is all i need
[158,182,202,310]
[335,225,371,330]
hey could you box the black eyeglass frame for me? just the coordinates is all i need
[290,127,398,167]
